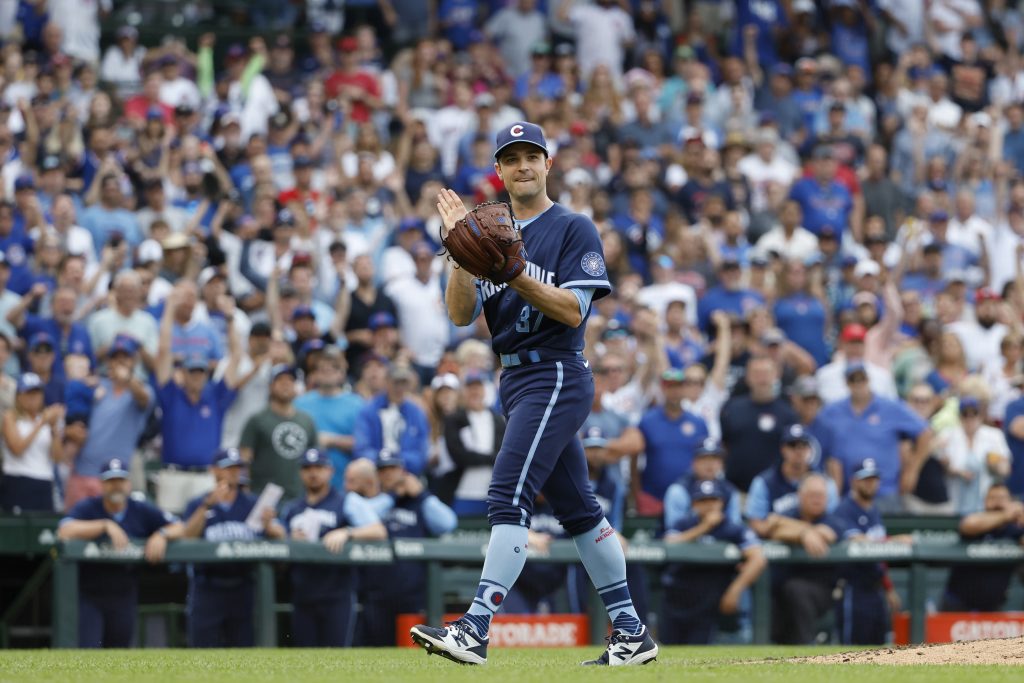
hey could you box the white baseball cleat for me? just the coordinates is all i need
[581,625,659,666]
[410,619,489,665]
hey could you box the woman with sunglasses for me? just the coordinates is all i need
[943,394,1012,515]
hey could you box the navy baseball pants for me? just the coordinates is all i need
[292,592,356,647]
[838,582,889,645]
[187,580,255,648]
[79,590,136,648]
[488,357,604,535]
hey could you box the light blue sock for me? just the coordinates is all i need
[573,519,642,635]
[462,524,529,638]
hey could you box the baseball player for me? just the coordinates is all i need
[410,122,657,666]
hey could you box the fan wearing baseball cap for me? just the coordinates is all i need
[946,287,1010,371]
[57,458,184,648]
[814,322,898,404]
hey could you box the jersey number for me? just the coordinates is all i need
[515,305,544,333]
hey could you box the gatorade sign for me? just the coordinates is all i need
[396,614,589,648]
[893,612,1024,644]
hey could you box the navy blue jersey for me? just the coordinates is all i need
[280,488,378,603]
[61,496,177,595]
[663,515,760,591]
[182,490,261,584]
[362,491,434,600]
[828,495,887,587]
[477,203,611,355]
[772,509,842,588]
[945,521,1024,611]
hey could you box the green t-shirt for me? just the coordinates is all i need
[240,408,318,501]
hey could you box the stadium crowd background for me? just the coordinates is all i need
[1,0,1024,649]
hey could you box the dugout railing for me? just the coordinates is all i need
[43,535,1024,648]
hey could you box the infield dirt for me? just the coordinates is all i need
[793,637,1024,665]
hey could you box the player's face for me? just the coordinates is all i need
[495,143,552,203]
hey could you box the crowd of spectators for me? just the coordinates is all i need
[1,0,1024,647]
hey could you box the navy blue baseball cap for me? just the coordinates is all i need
[376,448,405,469]
[100,458,130,480]
[16,372,43,394]
[271,364,298,382]
[694,438,725,458]
[214,448,244,468]
[182,355,208,372]
[109,334,139,357]
[291,305,315,321]
[691,478,726,501]
[581,425,609,449]
[852,458,881,480]
[959,396,982,414]
[29,332,54,351]
[300,338,326,358]
[300,448,330,468]
[14,175,35,192]
[844,361,868,379]
[494,122,548,160]
[781,424,813,445]
[369,311,396,331]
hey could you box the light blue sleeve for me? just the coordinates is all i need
[366,493,395,519]
[727,491,743,525]
[343,492,382,529]
[744,477,771,520]
[469,282,484,323]
[826,478,839,513]
[569,287,597,320]
[422,495,458,536]
[663,483,691,530]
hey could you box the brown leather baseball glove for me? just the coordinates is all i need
[440,201,528,284]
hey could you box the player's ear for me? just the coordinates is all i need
[494,161,502,178]
[545,155,553,171]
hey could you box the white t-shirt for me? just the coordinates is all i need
[636,282,698,327]
[737,153,799,213]
[948,320,1008,372]
[928,0,982,59]
[1,416,53,481]
[754,226,821,263]
[100,45,146,96]
[454,409,496,502]
[48,0,111,63]
[385,272,450,367]
[426,106,477,177]
[878,0,926,55]
[568,4,635,83]
[216,355,269,449]
[159,77,201,109]
[986,220,1023,292]
[816,359,898,404]
[947,214,994,257]
[943,424,1011,514]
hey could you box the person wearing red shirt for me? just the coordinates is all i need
[277,156,324,231]
[123,72,174,126]
[324,37,381,124]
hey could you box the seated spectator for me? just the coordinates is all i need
[818,362,930,508]
[635,368,710,514]
[353,364,430,475]
[942,396,1012,515]
[940,483,1024,612]
[745,424,838,537]
[280,449,386,648]
[661,479,767,644]
[240,364,318,502]
[663,439,742,529]
[154,286,241,512]
[764,473,841,645]
[0,373,63,512]
[57,458,184,648]
[443,370,505,517]
[65,335,153,510]
[696,256,765,334]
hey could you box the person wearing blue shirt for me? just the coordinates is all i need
[637,369,710,505]
[438,0,481,51]
[280,449,387,647]
[940,483,1024,612]
[732,0,786,69]
[154,287,241,502]
[762,473,842,644]
[78,174,143,257]
[827,458,905,645]
[514,44,566,102]
[816,362,930,508]
[8,285,94,382]
[1003,395,1024,497]
[295,350,365,488]
[660,479,767,644]
[696,257,765,333]
[181,449,286,648]
[356,451,457,645]
[353,364,430,475]
[788,146,854,237]
[1004,103,1024,176]
[745,425,839,537]
[0,199,36,295]
[663,439,742,529]
[774,260,830,367]
[56,458,184,648]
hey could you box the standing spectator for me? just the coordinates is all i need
[696,257,765,333]
[0,373,63,512]
[773,257,829,367]
[788,146,856,239]
[661,478,767,644]
[87,270,158,368]
[485,0,548,79]
[1004,392,1024,497]
[240,365,318,502]
[79,173,142,253]
[947,288,1008,372]
[559,0,635,84]
[181,448,285,648]
[99,26,145,97]
[942,396,1012,515]
[344,254,398,372]
[7,284,94,380]
[280,449,386,648]
[217,322,273,450]
[635,368,709,514]
[901,383,952,514]
[295,348,366,485]
[168,281,224,365]
[940,483,1024,612]
[816,323,897,403]
[818,362,930,507]
[385,241,449,384]
[48,0,107,64]
[680,315,732,440]
[720,357,798,492]
[443,371,506,516]
[353,364,430,475]
[764,473,841,645]
[754,200,820,263]
[154,286,241,512]
[358,450,458,646]
[829,458,906,645]
[65,336,153,509]
[745,424,838,537]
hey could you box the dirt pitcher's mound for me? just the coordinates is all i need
[793,637,1024,665]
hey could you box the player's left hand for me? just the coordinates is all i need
[144,532,168,564]
[323,528,350,554]
[719,587,742,615]
[437,188,469,240]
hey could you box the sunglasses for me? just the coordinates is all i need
[846,374,868,384]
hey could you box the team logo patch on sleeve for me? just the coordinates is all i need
[581,252,606,277]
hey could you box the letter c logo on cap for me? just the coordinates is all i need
[510,125,524,137]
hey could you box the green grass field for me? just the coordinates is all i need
[1,647,1021,683]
